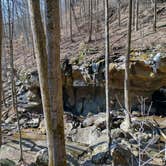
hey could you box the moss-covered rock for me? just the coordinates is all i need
[0,159,16,166]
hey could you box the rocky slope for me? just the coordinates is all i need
[1,2,166,166]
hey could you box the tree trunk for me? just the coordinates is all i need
[82,0,86,25]
[132,0,135,27]
[65,0,68,36]
[69,0,73,42]
[135,0,139,31]
[0,0,2,147]
[104,0,112,153]
[7,0,23,161]
[44,0,66,165]
[71,3,81,35]
[124,0,132,130]
[117,0,121,27]
[88,0,92,42]
[96,0,99,31]
[28,1,66,166]
[153,0,157,32]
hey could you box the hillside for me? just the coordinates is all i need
[0,1,166,166]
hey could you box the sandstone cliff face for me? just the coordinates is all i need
[62,53,166,114]
[17,53,166,115]
[109,56,166,93]
[67,53,166,94]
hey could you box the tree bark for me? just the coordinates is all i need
[117,0,121,27]
[7,0,23,161]
[135,0,139,31]
[69,0,73,42]
[45,0,66,165]
[153,0,157,32]
[88,0,93,42]
[96,0,99,31]
[132,0,135,27]
[0,0,2,147]
[71,3,81,35]
[28,1,66,166]
[104,0,112,153]
[124,0,132,129]
[65,0,68,35]
[82,0,86,25]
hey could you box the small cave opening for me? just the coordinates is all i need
[152,86,166,116]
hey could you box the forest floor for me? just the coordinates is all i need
[1,2,166,166]
[9,3,166,72]
[0,109,166,165]
[59,4,166,65]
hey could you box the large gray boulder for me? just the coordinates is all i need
[35,149,48,166]
[71,126,100,145]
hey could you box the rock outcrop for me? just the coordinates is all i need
[16,52,166,115]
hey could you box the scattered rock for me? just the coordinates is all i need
[112,144,138,166]
[91,142,108,156]
[5,116,16,124]
[35,149,48,166]
[82,117,95,127]
[111,128,125,139]
[65,122,73,137]
[82,113,106,129]
[92,152,112,165]
[24,118,40,128]
[71,126,100,145]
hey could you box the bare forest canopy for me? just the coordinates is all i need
[1,0,166,73]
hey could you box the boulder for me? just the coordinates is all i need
[82,113,106,128]
[17,70,41,111]
[65,122,73,138]
[91,142,108,156]
[112,145,138,166]
[82,117,95,127]
[111,128,126,139]
[92,151,112,165]
[16,54,166,115]
[71,126,100,145]
[24,118,40,128]
[35,149,48,166]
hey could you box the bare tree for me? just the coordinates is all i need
[45,0,66,165]
[29,0,67,165]
[0,0,2,147]
[69,0,73,42]
[7,0,23,161]
[96,0,99,31]
[104,0,112,153]
[124,0,132,130]
[135,0,139,31]
[28,0,66,165]
[153,0,157,32]
[65,0,68,35]
[71,3,82,35]
[132,0,135,27]
[88,0,93,42]
[117,0,121,27]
